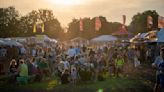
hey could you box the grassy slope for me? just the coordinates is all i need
[0,64,154,92]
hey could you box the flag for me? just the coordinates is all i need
[33,21,44,33]
[79,18,83,31]
[33,23,36,33]
[123,15,126,25]
[158,16,164,28]
[95,17,101,31]
[41,22,44,33]
[147,15,153,29]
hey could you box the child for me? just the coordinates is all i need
[71,67,78,85]
[134,56,140,68]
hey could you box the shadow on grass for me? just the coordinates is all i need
[0,64,154,92]
[0,77,153,92]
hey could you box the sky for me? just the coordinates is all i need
[0,0,164,27]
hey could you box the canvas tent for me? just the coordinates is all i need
[0,40,7,46]
[91,35,117,42]
[112,26,130,36]
[36,35,50,42]
[0,39,23,47]
[70,37,86,42]
[130,30,158,43]
[35,35,57,43]
[130,33,148,42]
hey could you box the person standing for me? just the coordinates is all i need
[67,46,76,60]
[16,59,28,84]
[61,69,70,84]
[115,55,124,77]
[18,59,28,77]
[38,58,50,80]
[154,47,164,92]
[9,59,18,83]
[71,67,78,85]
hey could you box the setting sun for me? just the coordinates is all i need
[48,0,84,6]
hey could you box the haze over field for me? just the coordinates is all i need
[0,0,164,27]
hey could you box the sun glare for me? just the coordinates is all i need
[48,0,83,6]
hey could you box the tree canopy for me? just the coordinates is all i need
[0,6,160,40]
[129,10,159,34]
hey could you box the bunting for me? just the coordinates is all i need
[95,17,101,31]
[158,16,164,28]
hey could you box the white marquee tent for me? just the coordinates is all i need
[91,35,118,42]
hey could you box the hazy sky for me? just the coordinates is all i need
[0,0,164,27]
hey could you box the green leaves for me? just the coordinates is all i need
[129,10,159,34]
[0,7,63,38]
[0,6,160,40]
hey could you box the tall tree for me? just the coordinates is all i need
[19,9,63,38]
[130,10,159,34]
[67,18,79,39]
[67,16,122,40]
[0,6,20,37]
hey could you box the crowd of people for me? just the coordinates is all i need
[2,39,164,92]
[5,42,144,85]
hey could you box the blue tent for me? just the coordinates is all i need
[157,28,164,42]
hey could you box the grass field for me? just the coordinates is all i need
[0,64,154,92]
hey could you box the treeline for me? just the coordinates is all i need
[0,6,159,40]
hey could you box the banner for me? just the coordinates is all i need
[95,17,101,31]
[147,15,153,29]
[33,22,45,33]
[123,15,126,25]
[158,16,164,28]
[79,18,83,31]
[36,35,44,42]
[33,23,36,33]
[41,23,44,33]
